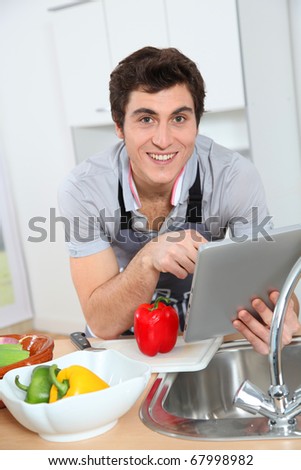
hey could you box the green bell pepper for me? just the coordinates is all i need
[15,364,59,404]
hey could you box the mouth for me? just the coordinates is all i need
[147,152,177,162]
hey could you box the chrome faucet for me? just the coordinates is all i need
[234,256,301,434]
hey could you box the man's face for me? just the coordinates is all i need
[115,84,198,191]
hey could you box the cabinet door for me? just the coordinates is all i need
[104,0,169,68]
[51,1,112,126]
[165,0,245,112]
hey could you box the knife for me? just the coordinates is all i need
[70,331,106,351]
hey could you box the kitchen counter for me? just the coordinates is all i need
[1,338,301,450]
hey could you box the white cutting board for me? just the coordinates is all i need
[92,336,223,373]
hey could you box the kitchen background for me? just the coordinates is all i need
[0,0,300,335]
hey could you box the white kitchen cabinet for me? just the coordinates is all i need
[50,0,245,126]
[50,1,112,126]
[165,0,245,112]
[104,0,169,68]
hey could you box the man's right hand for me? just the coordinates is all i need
[69,229,207,339]
[143,229,207,279]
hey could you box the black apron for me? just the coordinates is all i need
[118,166,212,331]
[118,165,203,229]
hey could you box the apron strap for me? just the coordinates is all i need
[118,165,202,228]
[185,164,202,223]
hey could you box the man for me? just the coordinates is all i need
[58,47,299,354]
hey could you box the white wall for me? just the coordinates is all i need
[289,0,301,143]
[0,0,300,333]
[0,0,85,333]
[238,0,301,228]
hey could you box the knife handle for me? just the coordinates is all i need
[70,331,92,350]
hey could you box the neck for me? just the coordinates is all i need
[133,175,174,202]
[132,177,173,231]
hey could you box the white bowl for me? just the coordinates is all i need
[0,350,151,442]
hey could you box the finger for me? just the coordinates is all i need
[269,291,296,314]
[252,293,300,348]
[233,313,269,355]
[174,240,200,266]
[176,258,196,276]
[268,291,300,344]
[269,291,279,305]
[251,298,273,327]
[238,309,270,340]
[281,325,294,347]
[170,244,198,272]
[186,229,208,248]
[280,305,301,346]
[193,234,208,249]
[155,249,196,278]
[156,259,189,279]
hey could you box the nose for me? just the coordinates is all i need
[151,122,173,149]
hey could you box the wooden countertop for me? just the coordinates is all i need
[1,338,301,450]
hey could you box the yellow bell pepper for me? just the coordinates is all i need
[48,364,109,403]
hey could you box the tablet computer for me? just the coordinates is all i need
[183,224,301,342]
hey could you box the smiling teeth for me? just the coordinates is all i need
[149,153,175,161]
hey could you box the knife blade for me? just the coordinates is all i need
[70,331,106,351]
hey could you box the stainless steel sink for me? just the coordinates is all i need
[140,338,301,440]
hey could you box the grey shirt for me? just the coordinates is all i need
[58,134,271,317]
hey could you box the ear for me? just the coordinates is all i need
[115,122,124,140]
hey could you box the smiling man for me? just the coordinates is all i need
[58,47,300,354]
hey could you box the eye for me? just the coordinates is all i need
[140,116,154,124]
[173,115,186,123]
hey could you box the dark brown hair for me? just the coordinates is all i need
[109,46,206,129]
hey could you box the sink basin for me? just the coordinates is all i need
[140,338,301,440]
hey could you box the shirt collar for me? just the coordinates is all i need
[119,146,139,211]
[119,144,199,209]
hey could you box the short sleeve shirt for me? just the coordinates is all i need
[58,134,272,313]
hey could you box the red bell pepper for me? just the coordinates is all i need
[134,297,179,357]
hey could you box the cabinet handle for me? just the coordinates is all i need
[48,0,94,12]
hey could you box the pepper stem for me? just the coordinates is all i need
[49,364,68,397]
[150,296,171,311]
[15,375,28,392]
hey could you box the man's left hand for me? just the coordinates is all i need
[232,291,300,355]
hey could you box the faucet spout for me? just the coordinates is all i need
[269,256,301,389]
